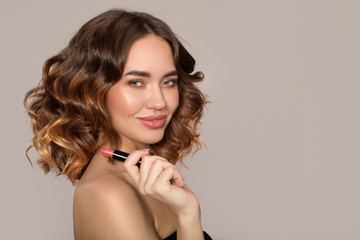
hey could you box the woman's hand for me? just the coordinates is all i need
[123,149,200,217]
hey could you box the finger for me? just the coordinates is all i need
[143,159,166,194]
[124,149,150,185]
[139,156,168,194]
[156,166,184,190]
[152,159,184,188]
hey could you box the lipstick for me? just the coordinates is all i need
[101,148,141,168]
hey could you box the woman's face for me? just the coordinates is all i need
[106,34,179,151]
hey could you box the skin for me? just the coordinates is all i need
[73,35,205,240]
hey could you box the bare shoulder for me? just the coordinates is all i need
[74,174,159,240]
[74,173,138,206]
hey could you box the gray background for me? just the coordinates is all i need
[1,0,360,239]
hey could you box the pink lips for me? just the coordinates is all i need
[138,115,166,129]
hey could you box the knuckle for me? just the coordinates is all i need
[152,183,163,194]
[165,165,175,173]
[158,157,169,163]
[153,158,164,166]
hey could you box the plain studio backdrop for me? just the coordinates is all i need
[1,0,359,239]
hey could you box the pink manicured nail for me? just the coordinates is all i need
[142,148,150,152]
[175,179,184,188]
[181,173,185,181]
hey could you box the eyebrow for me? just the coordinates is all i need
[125,70,178,78]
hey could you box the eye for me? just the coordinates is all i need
[128,80,144,87]
[162,79,177,87]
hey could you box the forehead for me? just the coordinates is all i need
[124,34,175,72]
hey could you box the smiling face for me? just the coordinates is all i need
[106,34,179,152]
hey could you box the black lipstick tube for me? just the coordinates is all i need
[112,150,142,168]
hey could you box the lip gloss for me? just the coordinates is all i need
[100,148,141,168]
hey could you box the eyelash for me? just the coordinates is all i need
[127,79,178,87]
[162,79,177,87]
[128,80,144,87]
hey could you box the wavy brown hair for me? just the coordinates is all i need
[24,9,207,184]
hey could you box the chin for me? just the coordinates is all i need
[142,133,165,145]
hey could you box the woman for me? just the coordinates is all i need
[24,9,211,240]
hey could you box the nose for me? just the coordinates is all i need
[145,85,166,110]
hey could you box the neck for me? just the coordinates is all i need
[102,140,149,154]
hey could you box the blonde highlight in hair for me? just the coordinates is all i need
[24,9,208,184]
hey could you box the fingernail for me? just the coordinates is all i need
[175,179,184,188]
[142,148,150,152]
[181,173,185,181]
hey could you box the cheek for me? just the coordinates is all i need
[107,88,143,118]
[166,90,179,113]
[120,91,144,111]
